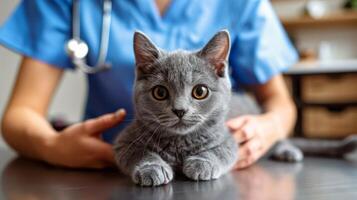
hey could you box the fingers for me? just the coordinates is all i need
[227,116,262,169]
[97,142,116,165]
[235,138,263,169]
[232,124,255,143]
[226,116,248,131]
[227,116,256,143]
[82,109,126,135]
[238,138,261,159]
[84,140,116,169]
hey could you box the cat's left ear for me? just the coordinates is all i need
[197,30,230,77]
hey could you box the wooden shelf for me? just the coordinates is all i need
[281,10,357,29]
[285,59,357,75]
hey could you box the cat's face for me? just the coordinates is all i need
[133,31,231,135]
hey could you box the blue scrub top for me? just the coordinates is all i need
[0,0,298,143]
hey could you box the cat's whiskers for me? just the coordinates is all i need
[144,110,207,131]
[155,113,177,127]
[155,127,164,152]
[139,107,162,124]
[157,114,170,120]
[115,125,148,161]
[142,116,161,125]
[152,124,164,152]
[141,124,161,158]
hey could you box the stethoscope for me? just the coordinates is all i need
[66,0,112,74]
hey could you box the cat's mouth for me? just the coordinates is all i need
[168,119,198,131]
[171,120,190,128]
[157,116,200,134]
[158,118,201,135]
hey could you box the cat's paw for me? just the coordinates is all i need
[343,135,357,160]
[132,163,173,186]
[271,142,303,162]
[183,157,221,181]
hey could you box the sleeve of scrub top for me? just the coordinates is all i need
[229,0,299,85]
[0,0,73,69]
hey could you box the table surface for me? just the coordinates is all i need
[0,149,356,200]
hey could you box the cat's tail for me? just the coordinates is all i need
[271,135,357,162]
[290,135,357,158]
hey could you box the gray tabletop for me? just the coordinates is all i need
[0,148,356,200]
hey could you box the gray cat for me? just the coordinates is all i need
[114,30,238,186]
[113,30,357,187]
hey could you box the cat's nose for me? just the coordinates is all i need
[172,109,186,118]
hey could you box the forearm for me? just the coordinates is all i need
[1,106,57,161]
[252,75,296,139]
[260,93,296,139]
[1,57,64,161]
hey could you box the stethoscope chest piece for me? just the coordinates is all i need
[66,38,89,59]
[66,0,112,74]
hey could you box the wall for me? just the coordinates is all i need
[272,0,357,60]
[0,0,86,148]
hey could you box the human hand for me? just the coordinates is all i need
[226,114,285,169]
[42,109,126,169]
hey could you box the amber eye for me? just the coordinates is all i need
[152,85,169,100]
[192,85,209,100]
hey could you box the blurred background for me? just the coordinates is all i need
[0,0,87,148]
[272,0,357,139]
[0,0,356,148]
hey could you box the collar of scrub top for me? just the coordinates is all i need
[66,0,112,74]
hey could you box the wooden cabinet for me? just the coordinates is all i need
[302,74,357,103]
[303,107,357,138]
[285,73,357,139]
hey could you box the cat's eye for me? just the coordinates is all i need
[192,85,209,100]
[152,85,169,100]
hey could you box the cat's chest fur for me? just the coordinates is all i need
[155,135,220,167]
[124,122,228,169]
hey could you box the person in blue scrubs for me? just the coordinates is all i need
[0,0,298,169]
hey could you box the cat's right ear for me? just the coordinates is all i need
[133,31,160,73]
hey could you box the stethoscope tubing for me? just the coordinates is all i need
[67,0,112,74]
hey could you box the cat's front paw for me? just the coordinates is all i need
[132,163,173,186]
[183,157,221,181]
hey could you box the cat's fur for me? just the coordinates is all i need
[114,30,238,186]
